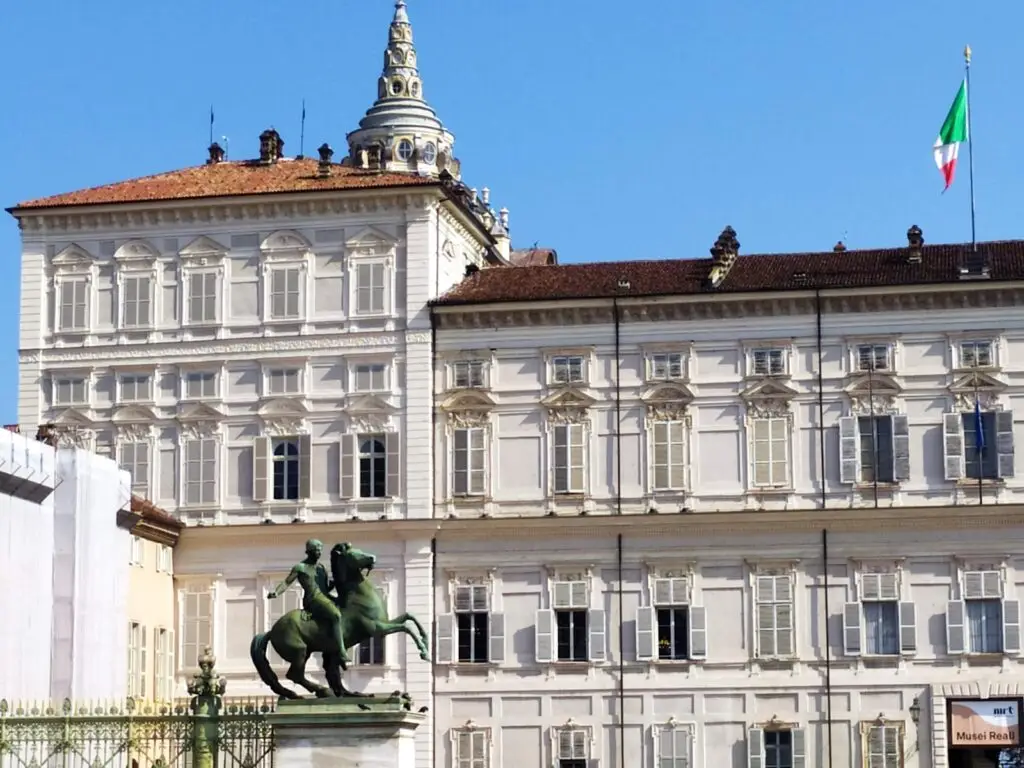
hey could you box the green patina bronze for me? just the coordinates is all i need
[250,540,430,700]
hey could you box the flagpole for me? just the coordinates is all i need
[964,45,977,251]
[974,377,984,506]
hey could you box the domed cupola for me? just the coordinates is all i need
[345,1,460,178]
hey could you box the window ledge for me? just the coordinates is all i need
[854,482,900,491]
[450,495,489,504]
[956,478,1004,488]
[743,373,791,381]
[263,317,304,326]
[652,658,697,666]
[746,487,794,496]
[548,661,595,671]
[447,662,497,672]
[963,653,1008,663]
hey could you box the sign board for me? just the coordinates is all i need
[948,699,1022,747]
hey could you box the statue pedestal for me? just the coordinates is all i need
[270,698,425,768]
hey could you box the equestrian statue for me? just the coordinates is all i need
[250,539,430,699]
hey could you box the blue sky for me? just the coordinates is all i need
[1,0,1022,422]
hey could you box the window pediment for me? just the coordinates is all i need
[257,398,308,417]
[178,403,225,422]
[440,390,495,412]
[346,226,397,255]
[111,405,158,424]
[52,243,94,270]
[179,236,227,259]
[949,371,1005,393]
[260,230,312,254]
[741,379,798,402]
[541,387,597,412]
[52,407,93,427]
[346,393,396,414]
[113,240,159,262]
[640,383,693,421]
[844,372,902,415]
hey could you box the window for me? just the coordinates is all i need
[120,442,150,496]
[651,420,686,491]
[649,352,684,380]
[187,272,217,324]
[154,627,175,701]
[452,360,486,388]
[455,729,489,768]
[844,573,914,657]
[353,364,387,392]
[552,424,586,494]
[754,574,795,658]
[53,377,87,406]
[122,275,152,328]
[119,374,152,403]
[357,636,385,666]
[185,372,217,399]
[947,570,1021,655]
[750,417,789,487]
[267,369,300,396]
[551,355,585,385]
[656,724,693,768]
[856,344,891,372]
[452,428,487,496]
[181,586,213,669]
[655,578,689,660]
[58,278,89,331]
[839,415,910,485]
[127,621,147,698]
[964,410,999,480]
[273,439,300,500]
[864,723,903,768]
[749,728,807,768]
[129,535,144,566]
[554,581,589,662]
[752,348,785,376]
[555,728,589,768]
[960,340,993,368]
[454,584,490,663]
[157,545,173,574]
[944,410,1015,482]
[355,262,386,315]
[359,436,387,498]
[183,438,217,505]
[269,267,301,319]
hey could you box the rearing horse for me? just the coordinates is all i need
[250,542,430,698]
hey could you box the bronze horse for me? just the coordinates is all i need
[250,542,430,698]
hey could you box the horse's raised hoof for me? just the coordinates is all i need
[315,688,331,699]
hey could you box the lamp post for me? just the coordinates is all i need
[909,696,922,751]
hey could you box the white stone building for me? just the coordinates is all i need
[423,227,1024,768]
[0,426,133,702]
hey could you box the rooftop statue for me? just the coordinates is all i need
[250,539,430,699]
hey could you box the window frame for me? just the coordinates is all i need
[861,721,905,768]
[183,370,219,400]
[351,363,389,393]
[453,583,491,664]
[451,426,488,497]
[548,354,587,386]
[178,583,214,671]
[266,264,305,322]
[271,437,302,501]
[127,621,147,699]
[753,571,796,659]
[451,360,487,389]
[265,367,302,397]
[357,434,389,499]
[956,339,997,370]
[853,342,894,373]
[750,346,788,377]
[452,727,491,768]
[647,351,685,382]
[649,418,687,492]
[654,722,695,768]
[749,415,791,489]
[352,259,390,316]
[182,436,219,507]
[119,439,151,497]
[119,272,154,330]
[184,269,220,326]
[118,373,153,404]
[55,275,91,333]
[52,376,88,407]
[551,422,587,495]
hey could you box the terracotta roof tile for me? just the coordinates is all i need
[509,247,558,266]
[131,494,184,530]
[436,240,1024,305]
[12,158,438,211]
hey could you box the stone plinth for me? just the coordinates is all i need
[270,697,425,768]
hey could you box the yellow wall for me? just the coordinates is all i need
[126,535,177,701]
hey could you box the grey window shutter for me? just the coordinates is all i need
[252,436,271,502]
[385,432,401,498]
[839,416,860,484]
[791,727,807,768]
[298,434,312,499]
[1003,599,1021,654]
[689,605,707,659]
[899,602,917,654]
[488,613,505,663]
[996,410,1015,478]
[340,434,356,498]
[891,414,911,481]
[588,609,606,662]
[946,600,966,654]
[943,413,965,480]
[535,609,554,663]
[747,728,765,768]
[435,614,454,664]
[843,602,862,656]
[636,607,655,661]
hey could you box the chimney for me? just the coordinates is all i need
[317,143,334,178]
[207,142,226,165]
[707,226,740,288]
[465,264,481,278]
[481,187,490,205]
[833,241,847,252]
[499,207,509,230]
[906,224,923,264]
[259,129,284,164]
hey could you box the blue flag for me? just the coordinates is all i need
[974,399,986,454]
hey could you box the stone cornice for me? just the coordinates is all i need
[13,188,444,235]
[177,504,1024,548]
[437,204,489,251]
[433,284,1024,329]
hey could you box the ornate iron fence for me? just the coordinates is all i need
[0,651,274,768]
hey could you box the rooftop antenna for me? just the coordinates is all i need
[298,99,307,158]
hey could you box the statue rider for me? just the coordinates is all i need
[268,538,349,666]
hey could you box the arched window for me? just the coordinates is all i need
[273,439,300,500]
[359,437,387,498]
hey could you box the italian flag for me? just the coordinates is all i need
[934,79,968,190]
